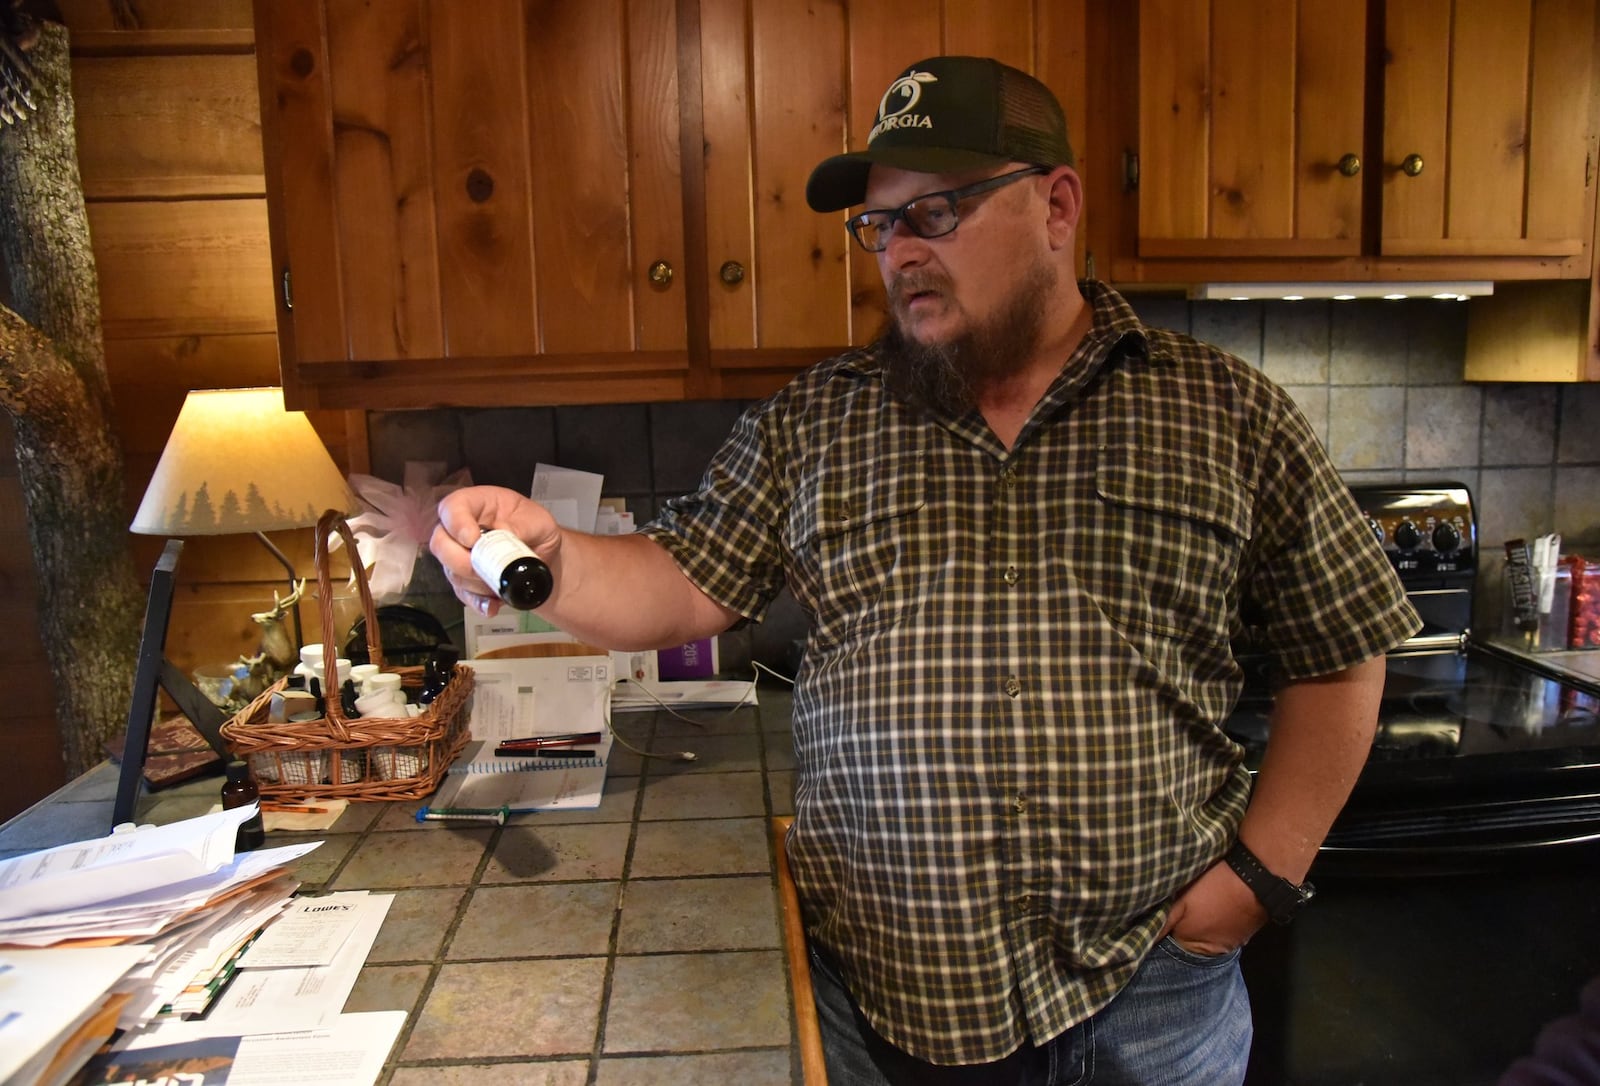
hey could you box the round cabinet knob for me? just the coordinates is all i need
[1432,521,1462,554]
[719,260,746,286]
[1338,153,1362,177]
[647,260,674,286]
[1401,153,1425,177]
[1394,520,1422,551]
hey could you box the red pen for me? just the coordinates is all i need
[494,731,603,752]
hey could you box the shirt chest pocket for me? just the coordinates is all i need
[788,450,929,650]
[1093,448,1253,647]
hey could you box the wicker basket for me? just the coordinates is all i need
[221,510,472,802]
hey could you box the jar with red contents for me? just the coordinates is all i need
[1566,557,1600,649]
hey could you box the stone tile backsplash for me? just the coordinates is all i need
[369,295,1600,644]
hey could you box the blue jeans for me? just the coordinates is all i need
[809,937,1252,1085]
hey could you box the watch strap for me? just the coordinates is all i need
[1224,839,1315,924]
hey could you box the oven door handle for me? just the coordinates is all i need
[1323,828,1600,858]
[1316,828,1600,876]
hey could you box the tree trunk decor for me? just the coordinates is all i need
[0,19,144,776]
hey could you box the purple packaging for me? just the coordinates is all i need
[657,637,717,680]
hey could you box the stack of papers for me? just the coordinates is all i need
[0,806,402,1086]
[0,806,316,948]
[0,946,146,1086]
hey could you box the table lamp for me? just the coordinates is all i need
[129,386,360,654]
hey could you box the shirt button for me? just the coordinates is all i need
[1000,467,1018,488]
[1004,565,1020,587]
[1003,676,1022,698]
[1015,894,1035,911]
[1013,792,1028,814]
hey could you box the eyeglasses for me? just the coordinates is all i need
[846,166,1048,253]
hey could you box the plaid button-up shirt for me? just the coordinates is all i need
[641,281,1419,1064]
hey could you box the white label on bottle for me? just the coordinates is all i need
[471,528,539,600]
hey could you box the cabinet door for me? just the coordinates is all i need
[1136,0,1367,259]
[1382,0,1596,258]
[698,0,1088,389]
[255,0,687,406]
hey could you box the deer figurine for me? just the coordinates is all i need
[231,579,305,702]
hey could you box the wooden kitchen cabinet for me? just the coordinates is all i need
[1382,0,1594,259]
[1099,0,1600,283]
[255,0,1087,408]
[1135,0,1368,259]
[697,0,1086,400]
[254,0,691,409]
[1463,279,1600,381]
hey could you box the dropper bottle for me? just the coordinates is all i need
[220,759,266,851]
[470,526,554,610]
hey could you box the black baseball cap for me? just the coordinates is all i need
[805,55,1075,213]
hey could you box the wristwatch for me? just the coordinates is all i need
[1224,839,1315,924]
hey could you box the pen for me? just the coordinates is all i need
[493,746,601,759]
[495,731,603,749]
[415,804,511,825]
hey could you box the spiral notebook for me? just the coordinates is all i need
[434,653,614,811]
[430,735,611,811]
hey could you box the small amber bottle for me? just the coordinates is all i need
[419,646,460,706]
[221,759,266,852]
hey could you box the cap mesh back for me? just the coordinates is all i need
[997,67,1075,167]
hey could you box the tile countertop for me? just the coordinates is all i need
[0,689,804,1086]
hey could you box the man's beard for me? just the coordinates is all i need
[879,259,1057,417]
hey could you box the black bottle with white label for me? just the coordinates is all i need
[471,528,554,610]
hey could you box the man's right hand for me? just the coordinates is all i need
[430,484,741,651]
[431,485,563,617]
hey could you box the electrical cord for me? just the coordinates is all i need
[604,693,696,762]
[752,660,795,685]
[603,660,796,762]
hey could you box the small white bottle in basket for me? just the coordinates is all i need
[355,671,407,718]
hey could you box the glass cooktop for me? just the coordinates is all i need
[1223,645,1600,770]
[1222,642,1600,865]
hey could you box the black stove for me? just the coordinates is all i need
[1222,482,1600,867]
[1236,483,1600,1086]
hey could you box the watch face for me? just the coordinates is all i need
[1268,879,1314,923]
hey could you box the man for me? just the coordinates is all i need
[432,56,1419,1085]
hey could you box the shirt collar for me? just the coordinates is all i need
[826,279,1169,441]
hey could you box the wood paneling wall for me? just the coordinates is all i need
[0,1,357,822]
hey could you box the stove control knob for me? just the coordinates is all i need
[1432,520,1461,554]
[1367,517,1385,545]
[1394,520,1422,551]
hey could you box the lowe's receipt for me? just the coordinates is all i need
[237,891,373,969]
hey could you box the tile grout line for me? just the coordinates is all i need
[375,814,503,1084]
[582,705,661,1084]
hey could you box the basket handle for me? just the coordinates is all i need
[314,510,382,734]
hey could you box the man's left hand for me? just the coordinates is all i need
[1158,860,1266,956]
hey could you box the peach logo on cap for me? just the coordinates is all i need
[871,70,938,142]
